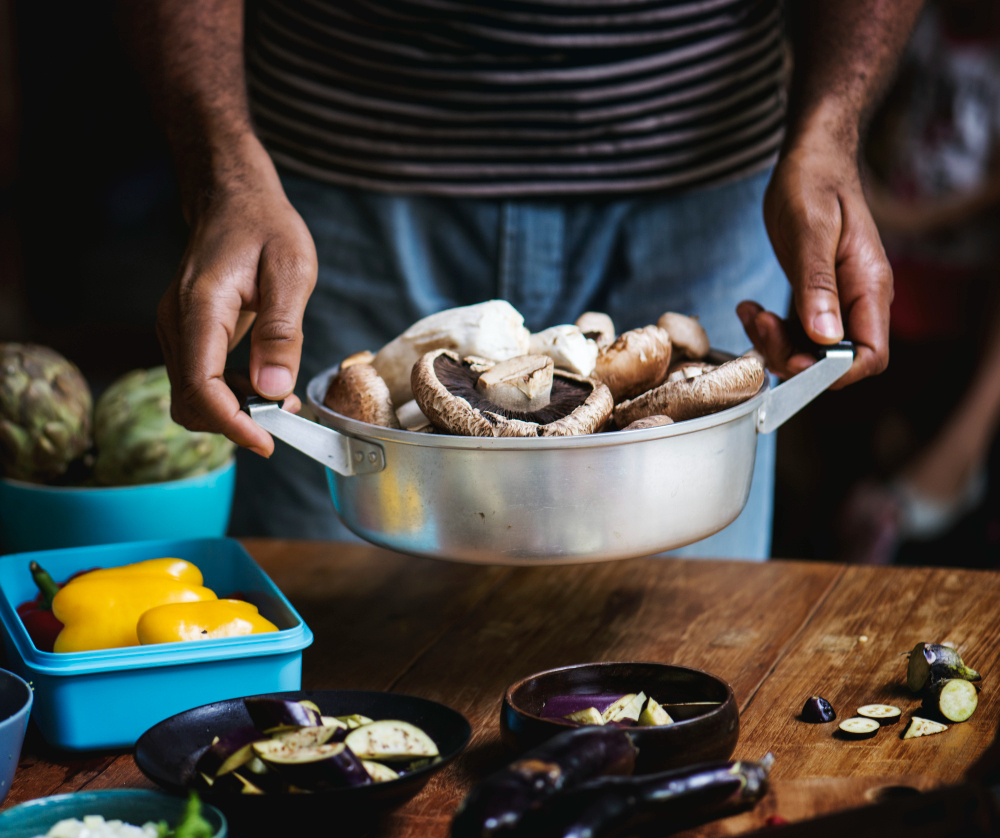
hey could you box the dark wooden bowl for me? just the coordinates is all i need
[502,661,738,773]
[135,689,470,835]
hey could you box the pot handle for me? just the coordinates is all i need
[226,371,385,476]
[755,340,855,435]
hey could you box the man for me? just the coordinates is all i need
[127,1,920,558]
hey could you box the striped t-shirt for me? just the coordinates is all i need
[247,0,786,197]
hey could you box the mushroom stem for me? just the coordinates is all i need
[475,355,554,412]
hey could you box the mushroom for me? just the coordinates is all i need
[622,415,674,431]
[528,325,599,376]
[575,312,616,351]
[324,364,401,428]
[372,300,530,405]
[665,360,717,384]
[657,312,710,360]
[411,350,613,438]
[396,399,431,431]
[593,325,672,402]
[614,355,765,427]
[340,350,375,369]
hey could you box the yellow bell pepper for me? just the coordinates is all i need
[136,599,279,644]
[52,558,217,652]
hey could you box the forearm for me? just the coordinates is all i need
[119,0,274,220]
[786,0,924,153]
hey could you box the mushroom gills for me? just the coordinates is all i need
[475,355,555,411]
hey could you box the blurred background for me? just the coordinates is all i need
[1,0,998,566]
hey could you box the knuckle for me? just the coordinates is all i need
[804,270,839,295]
[253,310,302,345]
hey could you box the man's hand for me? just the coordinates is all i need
[740,127,893,388]
[156,150,317,456]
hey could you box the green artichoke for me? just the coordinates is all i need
[0,343,93,483]
[93,366,235,486]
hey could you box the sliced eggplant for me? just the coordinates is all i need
[564,707,605,726]
[902,716,948,739]
[857,704,901,725]
[838,717,880,739]
[541,694,628,720]
[638,697,674,727]
[321,715,349,730]
[927,678,978,723]
[270,725,340,749]
[244,697,321,732]
[362,760,401,783]
[344,720,439,761]
[801,696,836,723]
[451,726,636,838]
[906,643,980,693]
[604,692,645,724]
[195,725,267,777]
[211,770,266,795]
[253,741,372,789]
[336,714,374,730]
[505,755,772,838]
[297,700,323,716]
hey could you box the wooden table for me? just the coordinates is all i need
[6,540,1000,835]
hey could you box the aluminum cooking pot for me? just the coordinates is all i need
[239,343,853,565]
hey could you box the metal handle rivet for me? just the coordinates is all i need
[368,452,377,463]
[354,452,363,463]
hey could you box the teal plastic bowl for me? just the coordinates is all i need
[0,668,32,804]
[0,460,235,554]
[0,790,227,837]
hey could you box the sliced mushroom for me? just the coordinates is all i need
[657,313,710,360]
[411,349,613,438]
[665,360,717,384]
[575,312,616,351]
[622,415,674,431]
[528,325,599,377]
[372,300,530,405]
[614,355,765,427]
[324,364,401,428]
[396,399,430,431]
[340,350,375,369]
[593,325,672,402]
[476,355,555,412]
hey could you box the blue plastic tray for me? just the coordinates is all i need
[0,538,312,751]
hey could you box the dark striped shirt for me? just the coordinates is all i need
[247,0,786,197]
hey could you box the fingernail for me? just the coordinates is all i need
[813,312,843,340]
[258,365,293,398]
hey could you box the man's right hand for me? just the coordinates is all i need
[156,146,318,457]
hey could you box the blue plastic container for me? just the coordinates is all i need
[0,538,312,751]
[0,460,236,554]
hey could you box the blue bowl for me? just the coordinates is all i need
[0,668,32,804]
[0,460,236,554]
[0,790,227,837]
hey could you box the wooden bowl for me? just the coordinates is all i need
[501,661,739,773]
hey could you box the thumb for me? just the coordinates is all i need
[249,237,317,400]
[786,197,845,345]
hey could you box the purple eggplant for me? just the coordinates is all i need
[451,726,637,838]
[801,696,836,723]
[244,697,321,732]
[196,726,267,777]
[504,755,773,838]
[540,694,628,720]
[253,740,372,789]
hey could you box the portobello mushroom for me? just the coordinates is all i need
[323,362,401,428]
[451,726,637,838]
[593,326,672,401]
[657,312,710,360]
[529,325,599,376]
[575,312,615,351]
[411,350,613,437]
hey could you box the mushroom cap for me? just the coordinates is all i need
[575,312,616,351]
[411,349,613,437]
[657,312,710,360]
[665,359,717,383]
[593,325,672,402]
[614,355,765,426]
[528,325,599,377]
[621,415,674,431]
[341,350,375,369]
[324,364,401,428]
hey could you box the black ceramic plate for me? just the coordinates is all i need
[135,689,470,835]
[502,661,739,773]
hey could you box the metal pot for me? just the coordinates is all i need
[242,344,853,565]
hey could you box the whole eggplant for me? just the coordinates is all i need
[451,727,637,838]
[507,755,773,838]
[907,643,980,693]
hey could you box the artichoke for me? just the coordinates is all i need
[0,343,93,483]
[93,366,235,486]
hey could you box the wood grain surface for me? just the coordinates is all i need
[4,541,997,838]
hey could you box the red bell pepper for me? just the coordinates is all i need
[15,561,94,652]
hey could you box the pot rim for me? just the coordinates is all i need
[306,359,767,451]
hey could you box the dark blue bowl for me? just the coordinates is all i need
[0,790,227,838]
[0,668,32,804]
